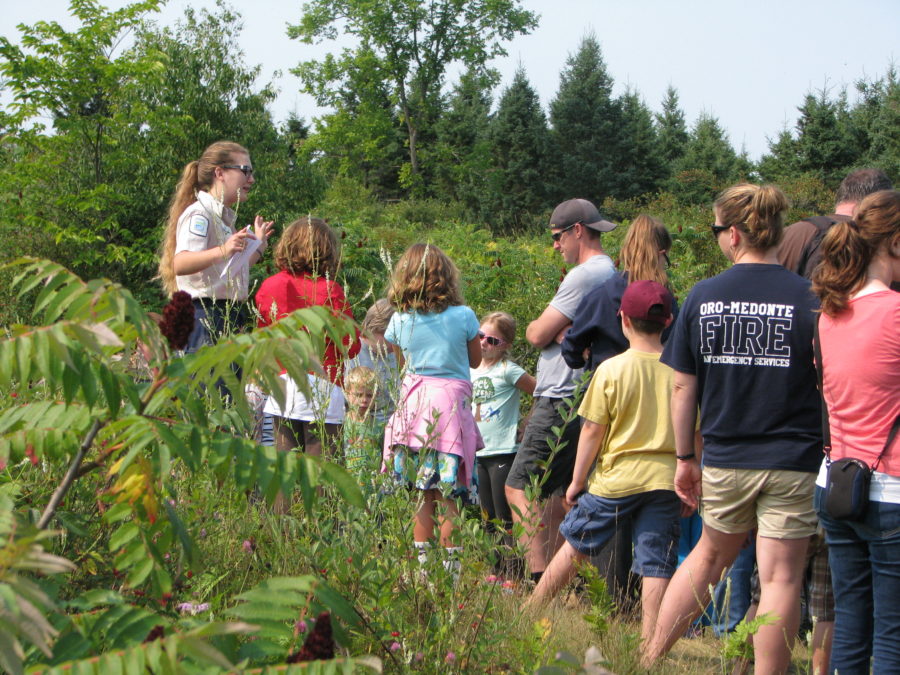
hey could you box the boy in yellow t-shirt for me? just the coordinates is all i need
[528,280,693,646]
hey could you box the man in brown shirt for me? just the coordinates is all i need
[778,168,892,279]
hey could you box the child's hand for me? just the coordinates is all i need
[564,483,583,508]
[674,458,701,510]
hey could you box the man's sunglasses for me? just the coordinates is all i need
[550,222,577,242]
[477,331,505,346]
[223,164,254,178]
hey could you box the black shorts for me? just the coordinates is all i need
[505,396,581,498]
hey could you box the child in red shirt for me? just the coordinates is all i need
[256,217,359,459]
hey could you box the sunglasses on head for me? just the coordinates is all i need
[477,331,505,346]
[223,164,254,178]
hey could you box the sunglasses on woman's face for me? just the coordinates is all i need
[710,223,730,238]
[223,164,254,178]
[477,331,504,346]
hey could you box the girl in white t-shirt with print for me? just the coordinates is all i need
[471,311,536,577]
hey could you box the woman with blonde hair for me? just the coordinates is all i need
[644,184,821,673]
[562,214,677,370]
[811,189,900,673]
[158,141,274,351]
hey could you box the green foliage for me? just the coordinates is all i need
[0,486,74,675]
[576,559,617,636]
[488,68,552,230]
[655,86,689,171]
[548,34,621,204]
[673,113,742,188]
[0,0,167,288]
[0,1,320,306]
[431,69,496,214]
[615,90,666,199]
[290,0,538,190]
[721,612,778,661]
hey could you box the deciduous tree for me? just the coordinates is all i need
[289,0,537,192]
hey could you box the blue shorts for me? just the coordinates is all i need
[560,490,681,578]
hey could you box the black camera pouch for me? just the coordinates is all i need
[824,458,872,521]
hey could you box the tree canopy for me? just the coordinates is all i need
[288,0,538,191]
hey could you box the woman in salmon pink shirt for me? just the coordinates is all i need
[256,217,359,458]
[811,189,900,674]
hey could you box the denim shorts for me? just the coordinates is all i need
[560,490,681,578]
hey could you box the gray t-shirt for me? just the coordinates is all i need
[534,253,616,397]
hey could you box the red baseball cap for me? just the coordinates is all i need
[619,280,672,324]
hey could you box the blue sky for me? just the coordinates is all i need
[3,0,898,159]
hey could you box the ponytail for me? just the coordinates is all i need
[158,161,199,296]
[620,214,671,287]
[715,183,789,251]
[812,189,900,316]
[156,141,248,297]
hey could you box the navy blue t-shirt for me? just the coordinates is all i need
[562,272,679,370]
[661,264,821,472]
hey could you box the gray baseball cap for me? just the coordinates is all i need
[549,198,618,233]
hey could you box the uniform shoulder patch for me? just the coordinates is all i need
[188,214,209,237]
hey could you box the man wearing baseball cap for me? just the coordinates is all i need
[505,198,617,584]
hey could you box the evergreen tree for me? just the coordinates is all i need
[757,126,800,181]
[614,89,665,199]
[677,113,740,180]
[669,112,740,204]
[794,88,858,183]
[655,85,689,172]
[487,67,551,230]
[849,67,900,179]
[548,34,620,203]
[431,69,495,210]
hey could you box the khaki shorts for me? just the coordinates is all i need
[701,466,816,539]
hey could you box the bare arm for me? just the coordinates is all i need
[174,227,253,276]
[671,371,701,509]
[525,305,571,349]
[565,419,607,508]
[391,343,405,370]
[514,372,536,396]
[467,336,482,368]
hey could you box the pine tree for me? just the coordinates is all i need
[548,34,621,203]
[487,67,551,230]
[431,69,495,210]
[795,88,858,183]
[757,126,800,181]
[669,112,740,204]
[614,89,665,199]
[655,85,689,173]
[849,67,900,179]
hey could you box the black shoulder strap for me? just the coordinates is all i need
[802,215,839,232]
[797,216,840,279]
[813,314,831,460]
